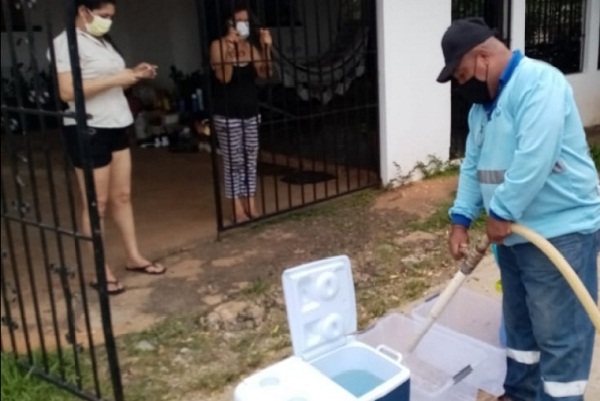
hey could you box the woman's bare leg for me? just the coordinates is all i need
[108,149,164,273]
[74,166,123,291]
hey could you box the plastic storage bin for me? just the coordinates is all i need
[234,255,411,401]
[410,287,507,396]
[358,313,489,401]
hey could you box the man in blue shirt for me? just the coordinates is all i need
[437,18,600,401]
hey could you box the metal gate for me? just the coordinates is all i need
[196,0,380,231]
[1,1,123,400]
[450,0,512,158]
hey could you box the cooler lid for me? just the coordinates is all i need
[282,255,357,361]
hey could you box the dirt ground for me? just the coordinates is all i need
[2,126,599,401]
[110,174,489,401]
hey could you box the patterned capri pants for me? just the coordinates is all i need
[213,115,260,199]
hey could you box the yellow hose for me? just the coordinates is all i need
[511,224,600,333]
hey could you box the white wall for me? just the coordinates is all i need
[376,0,600,185]
[376,0,452,185]
[564,0,600,127]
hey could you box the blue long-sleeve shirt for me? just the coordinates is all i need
[450,51,600,245]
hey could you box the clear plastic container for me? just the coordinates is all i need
[357,313,484,401]
[411,287,507,396]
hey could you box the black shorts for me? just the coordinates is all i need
[62,126,130,168]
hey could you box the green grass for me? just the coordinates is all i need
[241,277,271,296]
[1,347,115,401]
[1,354,79,401]
[591,144,600,171]
[407,198,486,232]
[414,156,460,180]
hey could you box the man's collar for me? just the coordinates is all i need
[499,50,524,85]
[483,50,524,114]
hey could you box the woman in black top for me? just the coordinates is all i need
[210,3,273,223]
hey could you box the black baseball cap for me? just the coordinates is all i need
[437,18,495,83]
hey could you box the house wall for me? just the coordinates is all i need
[564,0,600,126]
[1,0,338,89]
[377,0,600,186]
[511,0,600,127]
[0,0,203,89]
[376,0,452,185]
[111,0,203,87]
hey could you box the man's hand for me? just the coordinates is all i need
[448,225,469,260]
[486,216,513,243]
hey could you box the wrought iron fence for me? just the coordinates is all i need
[525,0,586,74]
[1,0,123,400]
[195,0,380,231]
[450,0,512,158]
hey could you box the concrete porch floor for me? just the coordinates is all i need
[0,138,377,351]
[101,144,379,261]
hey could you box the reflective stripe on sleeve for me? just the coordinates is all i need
[477,170,506,184]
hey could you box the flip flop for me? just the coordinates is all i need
[89,280,126,296]
[124,262,166,275]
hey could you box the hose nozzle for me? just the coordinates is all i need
[460,236,490,275]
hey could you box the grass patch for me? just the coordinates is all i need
[414,156,460,180]
[250,188,379,228]
[0,352,108,401]
[118,310,293,401]
[590,144,600,171]
[241,277,271,296]
[408,198,486,232]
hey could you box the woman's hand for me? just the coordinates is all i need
[133,63,158,79]
[116,68,141,86]
[223,32,238,58]
[260,28,272,47]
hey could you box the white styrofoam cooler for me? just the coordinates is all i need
[234,255,411,401]
[410,287,507,396]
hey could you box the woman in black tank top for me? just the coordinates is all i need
[210,3,273,223]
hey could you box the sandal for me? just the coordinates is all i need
[89,280,126,295]
[124,262,166,275]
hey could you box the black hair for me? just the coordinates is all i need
[75,0,116,12]
[75,0,121,54]
[220,1,261,49]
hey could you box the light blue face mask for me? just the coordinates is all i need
[235,21,250,39]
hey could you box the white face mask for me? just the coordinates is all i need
[85,10,112,37]
[235,21,250,39]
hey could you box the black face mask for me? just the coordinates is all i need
[455,58,492,104]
